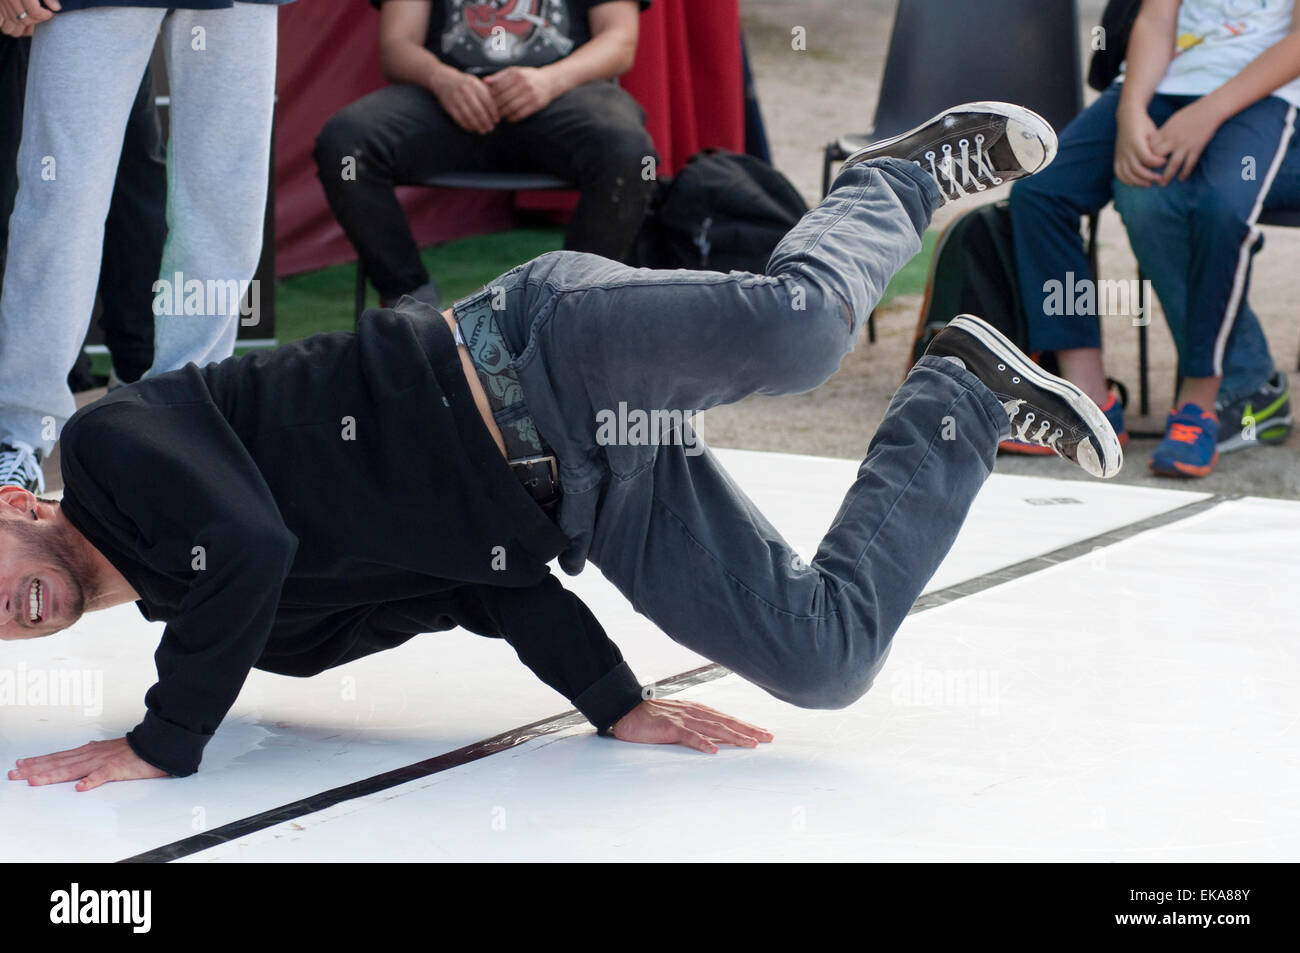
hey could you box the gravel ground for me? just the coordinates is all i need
[700,0,1300,499]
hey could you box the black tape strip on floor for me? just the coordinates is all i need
[120,492,1233,863]
[909,493,1236,614]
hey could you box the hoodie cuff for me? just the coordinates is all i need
[126,710,212,778]
[572,661,644,735]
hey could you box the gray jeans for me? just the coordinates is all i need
[456,158,1013,710]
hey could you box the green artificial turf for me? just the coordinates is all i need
[274,225,937,346]
[274,226,567,345]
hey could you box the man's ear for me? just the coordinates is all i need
[0,484,35,514]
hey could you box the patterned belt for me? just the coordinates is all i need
[453,294,561,514]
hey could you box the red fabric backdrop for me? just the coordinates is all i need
[273,0,743,277]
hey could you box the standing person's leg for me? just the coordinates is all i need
[0,35,31,284]
[477,106,1113,707]
[505,80,657,262]
[145,2,277,377]
[98,62,166,386]
[0,9,161,490]
[313,83,508,308]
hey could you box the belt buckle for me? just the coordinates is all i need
[511,454,560,506]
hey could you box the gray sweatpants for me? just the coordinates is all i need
[0,4,277,455]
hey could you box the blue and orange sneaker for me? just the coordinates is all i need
[1149,404,1219,478]
[1100,391,1129,449]
[1000,389,1127,455]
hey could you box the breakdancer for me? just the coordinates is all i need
[4,102,1120,789]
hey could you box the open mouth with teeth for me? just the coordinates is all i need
[29,578,44,625]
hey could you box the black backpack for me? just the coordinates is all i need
[910,200,1035,368]
[630,149,809,273]
[909,200,1129,404]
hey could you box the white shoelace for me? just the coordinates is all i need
[1003,398,1064,453]
[0,440,44,493]
[917,134,1003,203]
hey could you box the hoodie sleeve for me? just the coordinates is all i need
[60,398,298,777]
[469,574,645,733]
[370,574,646,734]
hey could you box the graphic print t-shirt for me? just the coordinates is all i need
[371,1,648,76]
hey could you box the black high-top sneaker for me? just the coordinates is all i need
[842,102,1058,204]
[924,315,1123,478]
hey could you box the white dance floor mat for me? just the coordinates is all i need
[4,448,1292,862]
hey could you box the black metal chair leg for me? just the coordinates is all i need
[1086,214,1099,278]
[354,263,368,325]
[1137,271,1150,416]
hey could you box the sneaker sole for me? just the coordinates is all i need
[1149,453,1218,478]
[948,314,1123,478]
[1216,422,1292,454]
[846,101,1059,176]
[1002,428,1130,456]
[997,440,1057,456]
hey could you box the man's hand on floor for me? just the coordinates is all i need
[9,738,169,791]
[611,698,774,753]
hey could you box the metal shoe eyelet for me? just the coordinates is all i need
[997,363,1006,371]
[1012,376,1021,383]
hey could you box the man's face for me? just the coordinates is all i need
[0,498,92,641]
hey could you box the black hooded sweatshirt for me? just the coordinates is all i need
[58,305,643,777]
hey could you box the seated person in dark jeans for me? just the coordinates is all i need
[315,0,657,310]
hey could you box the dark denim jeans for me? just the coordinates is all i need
[456,159,1012,711]
[314,79,657,300]
[1010,80,1295,397]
